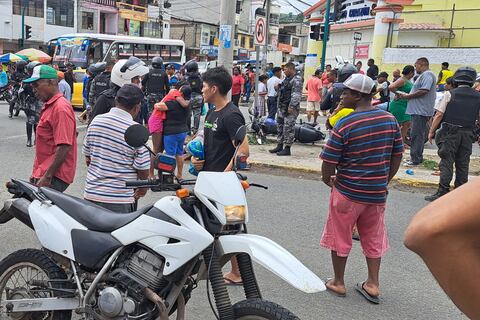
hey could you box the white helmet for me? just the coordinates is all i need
[111,57,149,87]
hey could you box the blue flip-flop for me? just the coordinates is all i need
[355,282,380,304]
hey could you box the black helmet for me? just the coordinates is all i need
[26,61,41,73]
[15,60,28,71]
[453,66,477,86]
[337,63,358,83]
[94,62,106,74]
[185,60,198,73]
[152,56,164,69]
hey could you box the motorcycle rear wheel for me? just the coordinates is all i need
[233,299,299,320]
[0,249,72,320]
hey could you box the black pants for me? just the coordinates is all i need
[410,115,430,164]
[88,200,137,213]
[435,123,475,190]
[232,94,241,107]
[267,96,278,119]
[30,176,69,193]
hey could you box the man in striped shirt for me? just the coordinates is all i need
[320,74,403,304]
[83,84,150,213]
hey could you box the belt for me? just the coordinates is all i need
[443,122,473,130]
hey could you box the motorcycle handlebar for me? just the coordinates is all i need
[125,179,160,188]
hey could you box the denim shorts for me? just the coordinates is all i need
[164,132,188,156]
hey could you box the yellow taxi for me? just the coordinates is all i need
[72,69,86,108]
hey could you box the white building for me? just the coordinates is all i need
[0,0,78,53]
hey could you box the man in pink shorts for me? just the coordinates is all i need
[320,74,404,304]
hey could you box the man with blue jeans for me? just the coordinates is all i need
[397,57,437,166]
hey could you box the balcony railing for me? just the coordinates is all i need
[84,0,116,7]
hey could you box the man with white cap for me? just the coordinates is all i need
[319,73,404,304]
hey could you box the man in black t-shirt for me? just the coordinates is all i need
[192,67,248,172]
[191,67,249,285]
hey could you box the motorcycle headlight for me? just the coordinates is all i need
[224,205,246,224]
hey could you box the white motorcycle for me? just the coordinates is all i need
[0,124,325,320]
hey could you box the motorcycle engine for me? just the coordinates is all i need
[97,248,166,318]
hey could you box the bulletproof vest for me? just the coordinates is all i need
[443,86,480,129]
[146,68,167,94]
[93,72,111,98]
[186,72,203,94]
[332,83,344,108]
[279,76,294,108]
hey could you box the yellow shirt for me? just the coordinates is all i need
[328,108,355,127]
[439,69,454,85]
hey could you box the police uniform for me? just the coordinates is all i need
[277,74,303,148]
[89,71,111,106]
[142,67,170,115]
[427,83,480,200]
[185,72,203,134]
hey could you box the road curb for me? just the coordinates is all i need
[249,160,438,188]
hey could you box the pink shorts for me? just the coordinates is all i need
[320,187,389,258]
[148,116,164,134]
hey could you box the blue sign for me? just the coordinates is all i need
[219,25,232,49]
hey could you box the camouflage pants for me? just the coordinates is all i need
[277,107,299,146]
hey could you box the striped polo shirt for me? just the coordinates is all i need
[320,108,404,204]
[82,107,150,204]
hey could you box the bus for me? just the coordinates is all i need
[49,33,186,68]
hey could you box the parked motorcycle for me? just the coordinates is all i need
[0,124,325,320]
[0,82,13,105]
[9,82,27,117]
[248,107,326,145]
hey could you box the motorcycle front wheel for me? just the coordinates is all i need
[233,299,299,320]
[0,249,72,320]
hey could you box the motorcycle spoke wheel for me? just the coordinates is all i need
[0,263,52,320]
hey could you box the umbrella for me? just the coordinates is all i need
[16,48,52,63]
[0,53,26,63]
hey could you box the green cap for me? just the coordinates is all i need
[23,65,58,83]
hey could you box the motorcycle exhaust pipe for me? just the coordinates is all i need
[10,198,33,229]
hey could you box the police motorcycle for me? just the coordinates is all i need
[247,106,325,145]
[0,124,325,320]
[10,61,41,117]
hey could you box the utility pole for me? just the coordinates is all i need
[218,0,235,78]
[261,0,271,72]
[320,0,331,71]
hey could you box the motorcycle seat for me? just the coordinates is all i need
[40,187,152,233]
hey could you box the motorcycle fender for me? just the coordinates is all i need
[218,234,325,293]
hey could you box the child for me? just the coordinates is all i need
[148,83,190,177]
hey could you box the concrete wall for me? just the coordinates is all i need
[0,0,13,40]
[397,31,445,48]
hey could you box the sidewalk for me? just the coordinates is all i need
[248,141,480,188]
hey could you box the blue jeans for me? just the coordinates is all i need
[164,132,188,156]
[245,83,252,102]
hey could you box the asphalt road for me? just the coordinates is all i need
[0,102,465,319]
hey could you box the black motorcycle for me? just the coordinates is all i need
[0,82,13,106]
[9,82,30,117]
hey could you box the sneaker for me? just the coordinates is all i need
[404,160,420,167]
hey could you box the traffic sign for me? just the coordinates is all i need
[254,16,266,46]
[353,32,362,41]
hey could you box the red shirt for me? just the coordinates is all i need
[33,93,77,184]
[151,89,181,119]
[231,75,245,95]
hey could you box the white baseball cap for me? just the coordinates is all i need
[343,73,375,94]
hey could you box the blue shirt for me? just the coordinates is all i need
[0,70,8,88]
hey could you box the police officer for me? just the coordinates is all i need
[141,56,169,123]
[9,60,28,118]
[89,56,149,124]
[89,61,111,107]
[269,62,303,156]
[425,67,480,201]
[320,62,358,114]
[184,60,203,134]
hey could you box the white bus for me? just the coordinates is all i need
[49,33,186,68]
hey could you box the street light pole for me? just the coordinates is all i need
[20,0,28,49]
[218,0,235,77]
[320,0,331,71]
